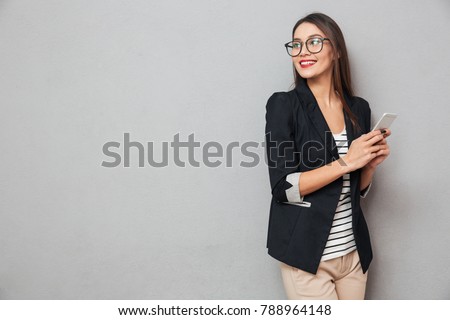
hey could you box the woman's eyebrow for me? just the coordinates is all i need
[293,34,324,41]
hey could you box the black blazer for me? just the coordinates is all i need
[264,77,373,274]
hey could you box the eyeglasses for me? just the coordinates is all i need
[284,37,330,56]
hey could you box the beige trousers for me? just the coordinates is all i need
[280,250,368,300]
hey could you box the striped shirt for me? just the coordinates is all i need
[321,127,356,261]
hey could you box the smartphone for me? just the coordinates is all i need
[371,113,398,131]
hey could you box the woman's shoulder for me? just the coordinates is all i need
[349,95,371,114]
[267,88,297,100]
[264,89,300,124]
[265,88,298,109]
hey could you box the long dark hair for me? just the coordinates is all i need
[292,13,360,131]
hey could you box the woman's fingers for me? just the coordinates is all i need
[360,130,382,142]
[345,129,391,170]
[368,143,388,153]
[382,129,392,138]
[368,144,390,158]
[376,144,390,157]
[366,132,385,146]
[360,129,391,143]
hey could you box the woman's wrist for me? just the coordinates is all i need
[362,163,377,174]
[340,155,356,174]
[360,164,376,191]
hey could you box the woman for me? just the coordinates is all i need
[264,12,390,300]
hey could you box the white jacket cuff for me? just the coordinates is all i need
[360,181,372,198]
[285,172,303,203]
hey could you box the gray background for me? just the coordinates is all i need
[1,0,449,299]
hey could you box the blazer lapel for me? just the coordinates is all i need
[295,78,340,162]
[343,93,355,147]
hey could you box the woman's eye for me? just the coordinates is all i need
[309,39,320,46]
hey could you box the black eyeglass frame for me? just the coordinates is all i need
[284,37,330,56]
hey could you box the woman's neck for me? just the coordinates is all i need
[307,75,339,110]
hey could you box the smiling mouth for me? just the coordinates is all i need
[300,60,317,68]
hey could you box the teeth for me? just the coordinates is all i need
[301,61,316,65]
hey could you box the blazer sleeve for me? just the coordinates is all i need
[360,98,372,198]
[265,92,301,203]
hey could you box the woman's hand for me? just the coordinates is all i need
[365,129,391,169]
[342,129,390,172]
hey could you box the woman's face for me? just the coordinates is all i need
[292,22,335,81]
